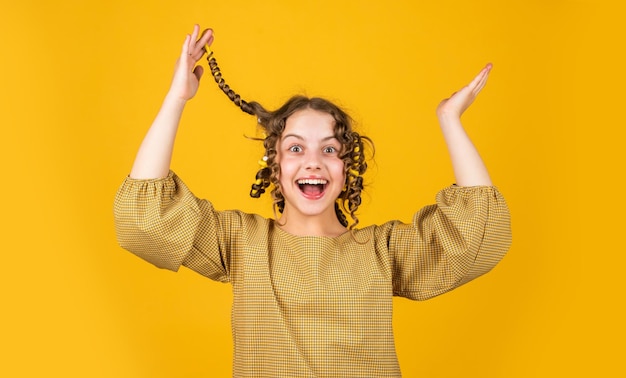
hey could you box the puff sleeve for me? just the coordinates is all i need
[386,185,511,300]
[113,171,233,282]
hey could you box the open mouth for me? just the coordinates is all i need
[297,178,328,197]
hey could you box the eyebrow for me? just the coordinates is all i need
[281,134,339,142]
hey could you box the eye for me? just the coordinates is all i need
[289,145,303,153]
[323,146,337,154]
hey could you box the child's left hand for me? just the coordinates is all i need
[436,63,492,119]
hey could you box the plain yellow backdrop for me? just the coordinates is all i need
[1,0,623,376]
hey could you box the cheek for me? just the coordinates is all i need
[275,159,293,183]
[332,161,347,182]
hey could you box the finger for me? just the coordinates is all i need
[475,64,492,93]
[478,63,492,84]
[181,34,191,57]
[472,74,488,94]
[190,24,200,44]
[188,28,213,59]
[186,25,201,57]
[470,64,492,94]
[193,29,214,58]
[468,66,488,90]
[189,50,206,63]
[198,28,214,47]
[190,43,209,61]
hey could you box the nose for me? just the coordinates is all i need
[304,150,322,170]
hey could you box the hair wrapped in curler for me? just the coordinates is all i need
[250,156,271,198]
[336,132,372,229]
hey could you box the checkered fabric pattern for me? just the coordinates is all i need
[114,171,511,377]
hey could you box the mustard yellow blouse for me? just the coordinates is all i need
[114,171,511,377]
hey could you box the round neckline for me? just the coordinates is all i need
[271,220,351,240]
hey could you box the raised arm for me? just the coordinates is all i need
[436,63,493,187]
[129,25,214,179]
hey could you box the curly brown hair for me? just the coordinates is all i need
[208,52,373,229]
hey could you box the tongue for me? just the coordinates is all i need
[301,184,323,196]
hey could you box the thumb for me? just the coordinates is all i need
[193,65,204,81]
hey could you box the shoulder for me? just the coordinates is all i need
[346,220,409,247]
[214,209,272,235]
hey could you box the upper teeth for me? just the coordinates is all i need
[297,179,327,185]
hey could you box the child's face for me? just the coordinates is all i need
[275,108,346,221]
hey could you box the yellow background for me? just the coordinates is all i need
[1,0,623,376]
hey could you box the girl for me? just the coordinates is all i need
[114,25,511,377]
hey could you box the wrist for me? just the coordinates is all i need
[163,91,189,108]
[437,113,463,131]
[436,108,461,121]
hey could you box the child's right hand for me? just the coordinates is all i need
[167,25,214,102]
